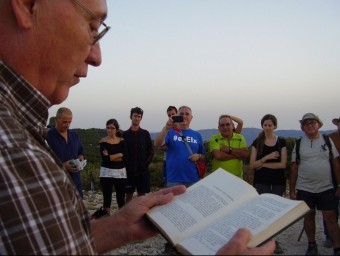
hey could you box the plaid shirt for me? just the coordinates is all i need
[0,61,95,254]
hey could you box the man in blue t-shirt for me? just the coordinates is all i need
[155,105,206,187]
[46,107,85,198]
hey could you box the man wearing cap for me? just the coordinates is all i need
[330,117,340,155]
[290,113,340,255]
[323,116,340,248]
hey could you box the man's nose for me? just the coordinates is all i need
[86,43,102,67]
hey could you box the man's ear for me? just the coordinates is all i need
[11,0,36,29]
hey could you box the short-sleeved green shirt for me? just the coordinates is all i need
[209,133,247,178]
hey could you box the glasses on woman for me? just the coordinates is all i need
[106,127,116,130]
[73,0,111,45]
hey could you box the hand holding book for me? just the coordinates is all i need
[146,168,309,255]
[69,159,87,171]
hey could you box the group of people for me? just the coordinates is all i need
[155,108,340,255]
[0,0,338,255]
[47,106,154,216]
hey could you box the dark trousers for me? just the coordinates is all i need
[100,177,126,208]
[69,172,83,198]
[254,183,286,197]
[162,160,167,187]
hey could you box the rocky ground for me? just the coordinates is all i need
[84,191,334,255]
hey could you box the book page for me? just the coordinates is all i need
[176,193,309,255]
[146,169,259,245]
[70,159,87,170]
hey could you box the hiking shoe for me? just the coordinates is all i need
[274,241,284,254]
[323,238,332,248]
[305,244,319,256]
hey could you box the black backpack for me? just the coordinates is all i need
[295,134,335,187]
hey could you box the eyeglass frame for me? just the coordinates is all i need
[302,120,318,127]
[72,0,111,45]
[219,123,233,128]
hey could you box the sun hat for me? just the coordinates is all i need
[299,113,323,127]
[332,117,340,125]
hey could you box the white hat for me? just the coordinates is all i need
[299,113,323,128]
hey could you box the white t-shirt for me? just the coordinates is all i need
[292,134,339,193]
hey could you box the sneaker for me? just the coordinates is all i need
[305,243,319,256]
[274,241,284,254]
[323,238,332,248]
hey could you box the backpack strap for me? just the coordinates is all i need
[174,128,193,155]
[322,134,333,160]
[322,134,335,187]
[296,135,333,164]
[295,137,302,165]
[296,135,335,186]
[174,128,202,178]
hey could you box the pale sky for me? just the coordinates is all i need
[49,0,340,132]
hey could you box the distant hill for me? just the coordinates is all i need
[150,128,334,145]
[75,127,334,165]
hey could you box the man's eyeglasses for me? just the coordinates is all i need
[219,123,232,128]
[303,120,318,127]
[73,0,111,45]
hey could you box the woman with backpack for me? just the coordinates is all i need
[249,114,287,254]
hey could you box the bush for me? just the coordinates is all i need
[81,162,101,191]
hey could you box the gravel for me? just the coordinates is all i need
[83,191,335,255]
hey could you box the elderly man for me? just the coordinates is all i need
[154,106,206,187]
[209,115,249,178]
[46,107,85,198]
[290,113,340,255]
[0,0,274,255]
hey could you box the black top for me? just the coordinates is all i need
[123,127,154,176]
[100,139,128,169]
[252,137,287,186]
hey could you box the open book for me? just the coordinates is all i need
[69,159,87,171]
[146,168,310,255]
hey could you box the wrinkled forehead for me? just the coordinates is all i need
[219,116,232,124]
[179,107,192,115]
